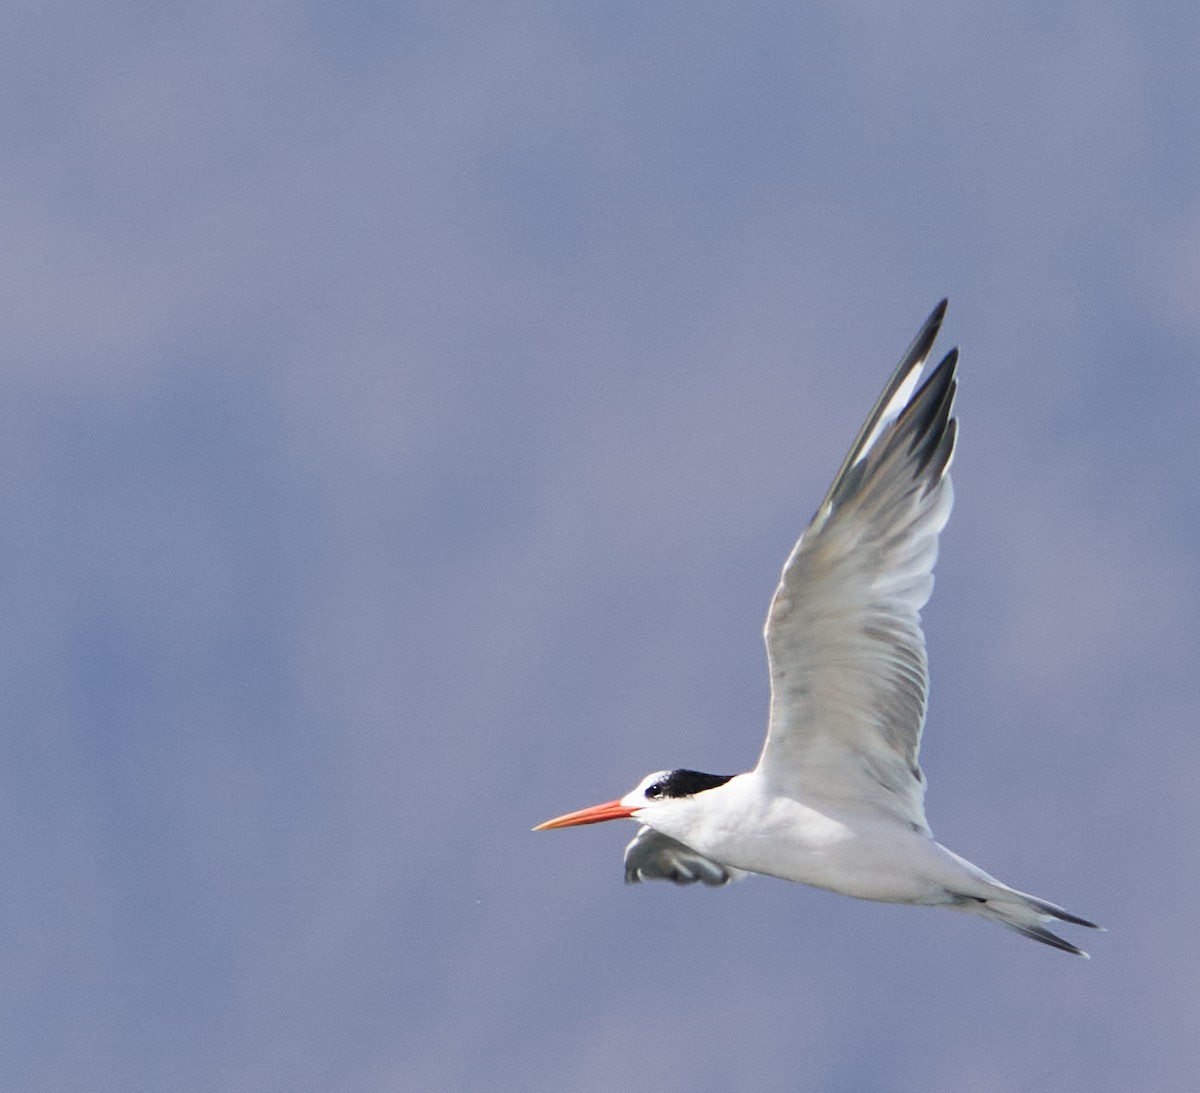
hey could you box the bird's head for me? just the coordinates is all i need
[534,769,734,831]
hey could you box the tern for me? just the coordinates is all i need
[536,301,1099,956]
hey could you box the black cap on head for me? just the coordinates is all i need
[645,770,733,800]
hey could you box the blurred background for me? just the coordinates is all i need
[2,2,1197,1090]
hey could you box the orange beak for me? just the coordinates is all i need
[533,798,637,830]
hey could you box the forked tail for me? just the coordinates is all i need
[954,885,1101,957]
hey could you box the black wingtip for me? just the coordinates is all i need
[916,299,948,344]
[817,301,951,516]
[893,344,958,484]
[906,299,949,368]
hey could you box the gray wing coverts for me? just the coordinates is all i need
[623,827,745,886]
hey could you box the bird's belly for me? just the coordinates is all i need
[691,801,954,904]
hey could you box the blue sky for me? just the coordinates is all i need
[3,2,1199,1090]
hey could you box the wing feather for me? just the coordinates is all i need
[756,302,958,832]
[623,827,746,886]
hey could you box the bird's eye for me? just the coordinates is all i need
[645,782,664,799]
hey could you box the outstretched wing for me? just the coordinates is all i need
[756,301,957,833]
[623,827,746,886]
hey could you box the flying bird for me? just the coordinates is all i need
[536,301,1099,956]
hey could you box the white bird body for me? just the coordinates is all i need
[628,767,926,897]
[617,770,989,905]
[537,302,1099,956]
